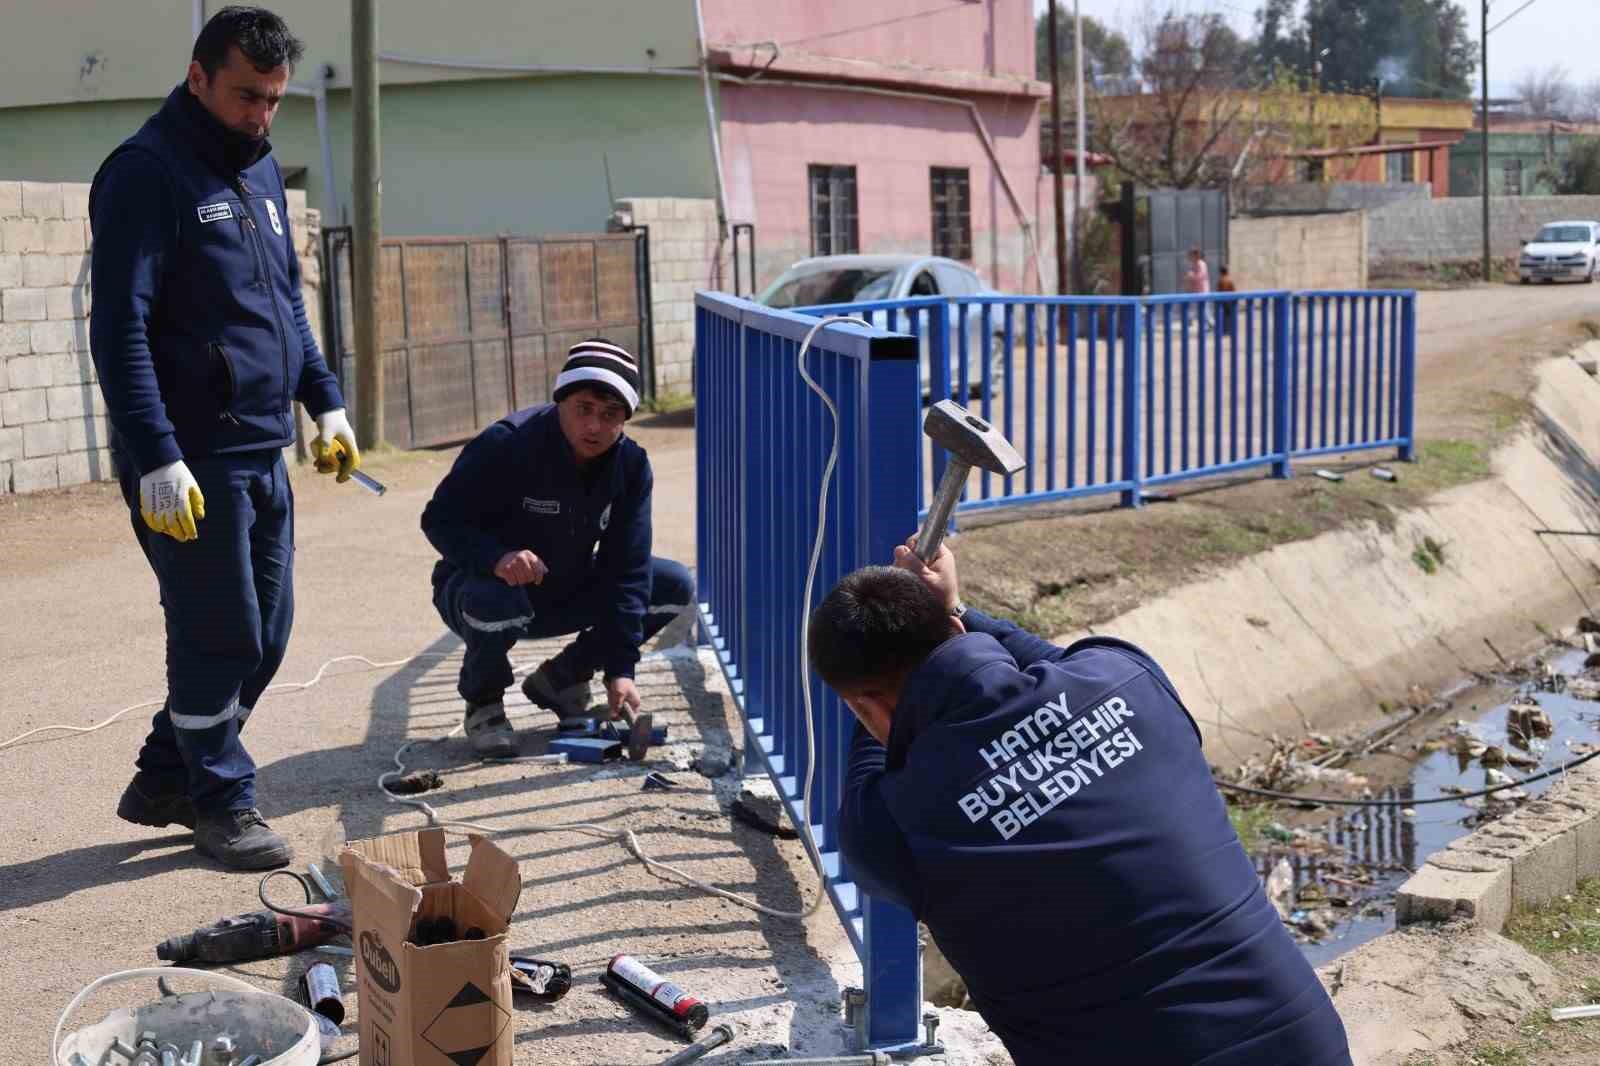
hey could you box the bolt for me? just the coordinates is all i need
[922,1010,941,1048]
[138,1034,157,1051]
[159,1044,178,1066]
[182,1041,203,1066]
[110,1040,140,1062]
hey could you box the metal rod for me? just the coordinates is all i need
[351,0,384,449]
[659,1023,737,1065]
[1480,0,1491,283]
[1048,0,1066,295]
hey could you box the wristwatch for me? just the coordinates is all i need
[950,600,968,619]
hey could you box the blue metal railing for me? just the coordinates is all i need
[797,289,1416,515]
[694,291,924,1050]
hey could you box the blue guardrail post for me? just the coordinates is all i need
[1121,302,1144,508]
[1398,292,1417,463]
[861,332,924,1050]
[1271,293,1293,479]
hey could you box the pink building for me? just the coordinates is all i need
[701,0,1056,295]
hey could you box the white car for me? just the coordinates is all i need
[755,254,1005,396]
[1518,220,1600,284]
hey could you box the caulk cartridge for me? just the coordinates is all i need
[602,954,710,1038]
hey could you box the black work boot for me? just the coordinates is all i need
[195,808,293,870]
[522,660,594,721]
[116,774,196,830]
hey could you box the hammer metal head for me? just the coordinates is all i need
[922,400,1025,475]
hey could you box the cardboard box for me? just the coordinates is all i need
[341,828,521,1066]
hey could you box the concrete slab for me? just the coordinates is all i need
[1395,861,1512,932]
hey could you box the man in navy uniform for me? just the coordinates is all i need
[807,540,1352,1066]
[91,6,359,869]
[423,340,693,757]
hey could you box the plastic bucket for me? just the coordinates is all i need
[53,968,319,1066]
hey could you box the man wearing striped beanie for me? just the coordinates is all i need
[422,339,693,758]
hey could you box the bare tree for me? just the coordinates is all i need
[1092,10,1253,188]
[1574,78,1600,124]
[1513,67,1574,119]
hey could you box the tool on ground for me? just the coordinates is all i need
[658,1023,737,1065]
[1314,468,1343,482]
[620,707,655,760]
[915,400,1025,563]
[348,469,386,496]
[1372,466,1397,482]
[510,956,573,1002]
[642,771,675,791]
[155,898,352,964]
[298,963,345,1026]
[558,717,670,747]
[304,864,339,901]
[548,735,623,763]
[1553,1003,1600,1021]
[601,955,710,1039]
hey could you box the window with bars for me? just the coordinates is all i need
[1503,158,1523,196]
[929,166,972,260]
[808,165,859,256]
[1385,150,1414,183]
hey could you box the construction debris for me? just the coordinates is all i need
[1509,701,1555,739]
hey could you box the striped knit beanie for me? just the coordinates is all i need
[552,338,641,417]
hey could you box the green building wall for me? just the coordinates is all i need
[1449,130,1576,198]
[0,73,715,236]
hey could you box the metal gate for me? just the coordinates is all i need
[1140,187,1229,295]
[319,229,653,448]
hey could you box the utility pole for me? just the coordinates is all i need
[1073,0,1086,294]
[1481,0,1491,283]
[352,0,384,449]
[1048,1,1067,295]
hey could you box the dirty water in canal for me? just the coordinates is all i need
[1236,646,1600,967]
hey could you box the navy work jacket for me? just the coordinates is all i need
[839,609,1352,1066]
[89,85,343,475]
[421,404,653,680]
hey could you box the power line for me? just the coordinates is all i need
[1488,0,1545,34]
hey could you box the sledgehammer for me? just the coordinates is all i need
[916,400,1026,562]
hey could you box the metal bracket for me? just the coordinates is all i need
[841,989,946,1060]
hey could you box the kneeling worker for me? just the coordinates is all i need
[422,340,693,757]
[808,541,1351,1066]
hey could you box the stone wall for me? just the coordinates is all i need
[614,196,729,398]
[1228,210,1369,290]
[1368,193,1600,269]
[0,181,321,494]
[1235,181,1428,216]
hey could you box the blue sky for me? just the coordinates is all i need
[1031,0,1600,98]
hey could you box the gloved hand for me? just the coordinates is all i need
[312,408,361,483]
[139,460,206,542]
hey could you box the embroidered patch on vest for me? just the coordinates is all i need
[523,498,560,515]
[265,199,284,236]
[197,202,233,224]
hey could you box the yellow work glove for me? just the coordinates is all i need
[139,459,206,542]
[312,408,361,483]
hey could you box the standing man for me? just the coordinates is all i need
[807,542,1352,1066]
[422,340,693,758]
[91,7,360,870]
[1185,245,1212,295]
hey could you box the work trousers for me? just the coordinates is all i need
[117,449,294,811]
[432,557,694,705]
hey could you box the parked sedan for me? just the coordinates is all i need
[1518,220,1600,284]
[755,254,1004,395]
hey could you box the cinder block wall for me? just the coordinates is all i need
[613,197,729,398]
[1368,194,1600,269]
[1228,211,1369,290]
[0,181,322,495]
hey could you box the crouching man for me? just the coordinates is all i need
[422,340,693,757]
[807,540,1352,1066]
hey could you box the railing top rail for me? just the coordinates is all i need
[1292,289,1416,298]
[697,291,916,360]
[1140,290,1294,303]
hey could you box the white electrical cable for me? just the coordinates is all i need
[15,317,861,926]
[0,654,456,754]
[378,315,863,923]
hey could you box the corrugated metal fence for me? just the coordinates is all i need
[320,228,652,448]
